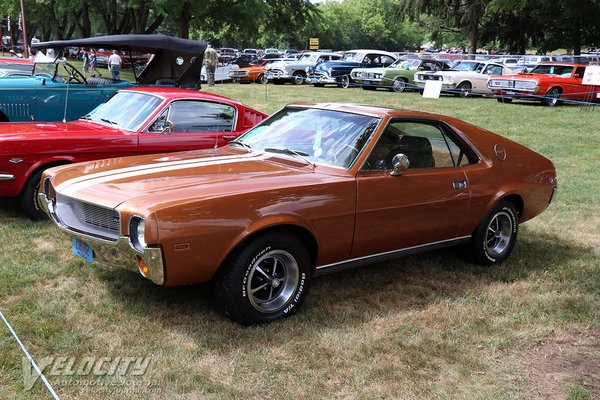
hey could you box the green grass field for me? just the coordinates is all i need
[1,84,599,399]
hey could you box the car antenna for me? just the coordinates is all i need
[63,63,70,123]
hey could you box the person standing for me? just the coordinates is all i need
[204,43,218,87]
[82,48,90,78]
[108,50,122,80]
[89,49,100,77]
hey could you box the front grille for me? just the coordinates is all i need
[80,202,120,233]
[53,193,121,241]
[420,74,442,81]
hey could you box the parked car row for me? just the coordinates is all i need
[228,50,599,107]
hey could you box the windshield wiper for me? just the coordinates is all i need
[101,118,117,125]
[80,115,92,121]
[228,140,252,150]
[264,147,314,168]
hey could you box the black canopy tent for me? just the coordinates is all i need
[31,34,207,89]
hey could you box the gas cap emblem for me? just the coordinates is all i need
[493,144,507,161]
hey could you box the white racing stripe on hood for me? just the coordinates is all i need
[57,152,269,197]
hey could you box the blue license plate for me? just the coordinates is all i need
[72,236,93,263]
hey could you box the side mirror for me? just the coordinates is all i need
[390,153,410,176]
[573,73,581,78]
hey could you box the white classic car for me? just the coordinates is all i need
[200,63,239,83]
[265,51,342,85]
[414,60,514,97]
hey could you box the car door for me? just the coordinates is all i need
[477,64,504,92]
[138,100,239,154]
[352,119,474,258]
[563,66,586,99]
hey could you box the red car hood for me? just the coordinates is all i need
[49,147,336,211]
[0,120,121,154]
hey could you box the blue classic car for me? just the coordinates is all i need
[0,34,206,122]
[307,49,397,88]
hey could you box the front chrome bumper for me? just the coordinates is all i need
[307,75,337,84]
[39,191,165,285]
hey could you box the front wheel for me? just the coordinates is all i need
[292,71,305,85]
[541,87,561,107]
[215,232,311,324]
[466,200,518,265]
[339,75,350,89]
[457,82,472,98]
[392,78,407,93]
[256,73,267,84]
[19,169,47,220]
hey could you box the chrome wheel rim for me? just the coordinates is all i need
[393,79,405,93]
[547,89,559,105]
[485,211,513,257]
[341,75,349,88]
[247,250,299,313]
[293,73,304,85]
[459,84,470,97]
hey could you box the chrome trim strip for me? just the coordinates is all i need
[0,174,16,181]
[314,236,471,276]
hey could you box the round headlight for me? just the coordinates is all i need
[129,216,146,252]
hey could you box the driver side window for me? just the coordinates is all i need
[147,100,236,133]
[363,120,475,170]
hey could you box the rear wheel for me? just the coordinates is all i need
[466,200,518,265]
[214,232,311,324]
[392,78,407,93]
[19,169,46,220]
[541,87,561,106]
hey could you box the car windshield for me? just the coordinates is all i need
[451,61,482,71]
[401,59,422,70]
[530,65,574,77]
[342,52,363,62]
[299,54,314,62]
[83,91,163,131]
[33,62,56,77]
[237,107,380,169]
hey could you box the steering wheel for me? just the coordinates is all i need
[325,143,359,166]
[63,63,86,84]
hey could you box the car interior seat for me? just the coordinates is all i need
[386,135,435,169]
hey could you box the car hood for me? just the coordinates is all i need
[315,61,361,72]
[50,147,332,211]
[0,120,115,153]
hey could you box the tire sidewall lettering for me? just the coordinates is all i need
[242,246,271,298]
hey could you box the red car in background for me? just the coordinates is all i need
[0,87,267,219]
[487,62,598,106]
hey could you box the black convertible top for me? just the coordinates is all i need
[31,34,206,54]
[31,34,207,89]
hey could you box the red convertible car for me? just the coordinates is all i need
[0,87,266,219]
[487,62,598,106]
[40,103,557,324]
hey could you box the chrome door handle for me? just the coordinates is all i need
[453,180,468,190]
[223,135,237,140]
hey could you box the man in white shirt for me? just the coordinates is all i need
[108,50,122,80]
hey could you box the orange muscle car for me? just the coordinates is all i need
[229,59,278,84]
[487,62,598,106]
[40,104,557,324]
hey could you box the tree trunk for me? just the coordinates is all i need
[468,26,478,59]
[572,20,581,55]
[178,2,192,39]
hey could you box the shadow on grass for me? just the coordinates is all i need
[94,229,587,349]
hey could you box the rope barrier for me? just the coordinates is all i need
[0,310,60,399]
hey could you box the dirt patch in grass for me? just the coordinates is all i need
[517,328,599,399]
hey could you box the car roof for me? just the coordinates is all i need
[286,102,443,119]
[537,62,588,68]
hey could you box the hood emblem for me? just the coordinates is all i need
[9,158,23,164]
[493,144,507,161]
